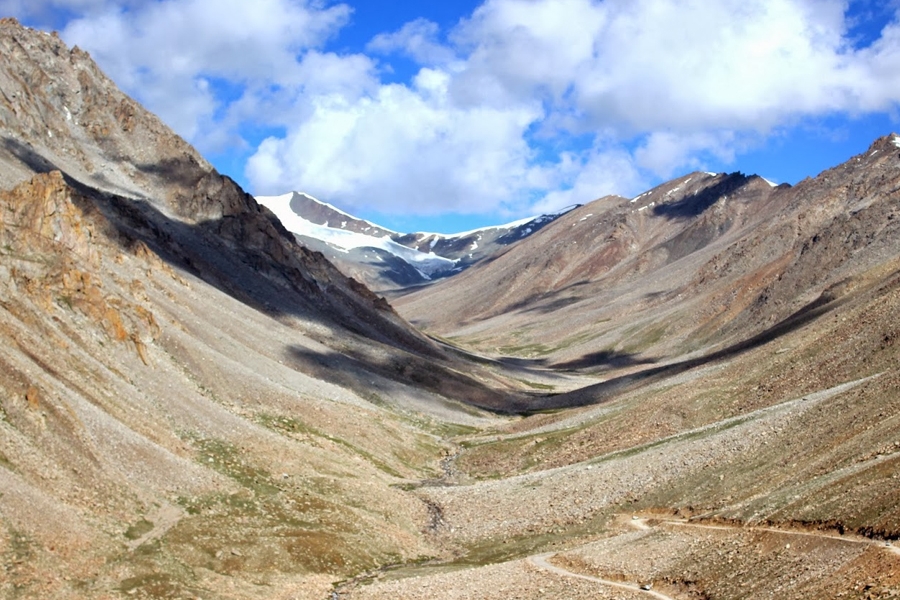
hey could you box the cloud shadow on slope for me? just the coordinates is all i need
[1,136,57,175]
[4,142,535,412]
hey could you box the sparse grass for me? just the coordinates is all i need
[8,529,34,562]
[497,330,600,359]
[56,295,74,310]
[387,511,614,577]
[0,451,12,472]
[182,433,281,496]
[621,322,668,353]
[515,378,556,390]
[166,486,392,579]
[497,342,555,357]
[457,425,587,479]
[255,413,407,478]
[124,518,154,540]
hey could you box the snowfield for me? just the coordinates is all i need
[256,192,458,277]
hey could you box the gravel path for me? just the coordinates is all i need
[630,514,900,556]
[528,553,676,599]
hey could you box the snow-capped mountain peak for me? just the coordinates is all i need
[255,191,576,291]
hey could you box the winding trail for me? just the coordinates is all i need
[627,515,900,556]
[527,514,900,600]
[528,552,676,599]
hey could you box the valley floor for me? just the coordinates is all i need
[333,364,900,600]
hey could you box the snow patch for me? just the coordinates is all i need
[761,177,777,187]
[256,193,456,276]
[665,186,682,197]
[578,213,594,222]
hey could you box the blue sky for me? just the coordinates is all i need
[5,0,900,234]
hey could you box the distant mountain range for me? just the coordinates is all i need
[256,191,575,290]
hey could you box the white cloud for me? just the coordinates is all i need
[530,146,646,214]
[450,0,608,106]
[0,0,137,21]
[248,0,900,217]
[445,0,869,132]
[634,131,739,179]
[59,0,352,142]
[9,0,900,223]
[367,18,457,66]
[247,70,546,215]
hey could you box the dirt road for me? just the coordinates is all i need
[528,552,676,599]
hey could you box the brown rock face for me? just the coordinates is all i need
[0,170,99,262]
[0,171,160,355]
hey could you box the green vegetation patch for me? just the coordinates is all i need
[515,379,556,391]
[187,435,280,496]
[621,322,668,353]
[118,573,189,599]
[497,342,555,357]
[255,413,407,478]
[165,430,417,579]
[124,518,154,541]
[497,330,600,359]
[0,450,14,472]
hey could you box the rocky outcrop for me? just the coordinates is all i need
[0,171,160,357]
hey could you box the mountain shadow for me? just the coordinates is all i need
[551,349,656,371]
[287,345,529,414]
[653,173,750,219]
[529,287,852,411]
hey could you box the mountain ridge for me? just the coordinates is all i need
[257,190,577,291]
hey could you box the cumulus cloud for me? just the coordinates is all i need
[247,69,545,215]
[529,146,646,214]
[634,131,740,179]
[248,0,900,217]
[9,0,900,222]
[367,18,457,66]
[59,0,352,142]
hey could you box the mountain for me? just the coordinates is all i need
[2,17,900,600]
[256,191,573,291]
[0,19,523,599]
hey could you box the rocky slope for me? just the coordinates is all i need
[0,19,517,600]
[395,140,900,377]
